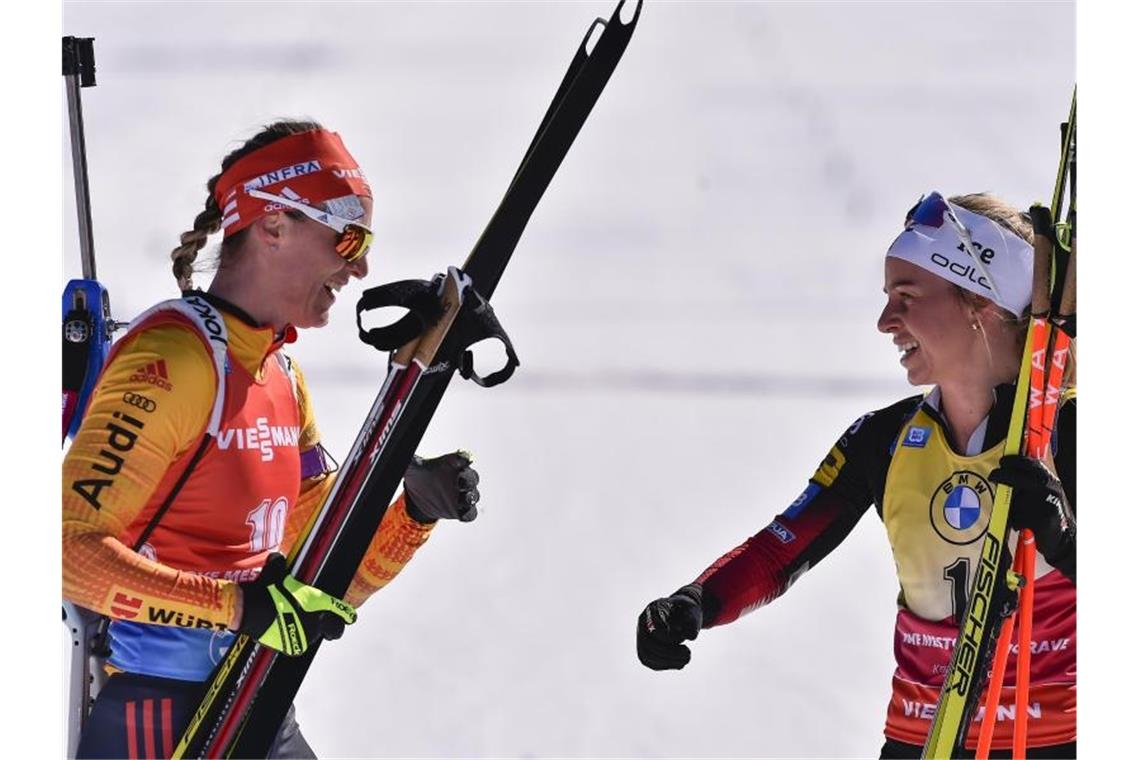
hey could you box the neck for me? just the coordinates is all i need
[207,266,285,332]
[935,319,1022,452]
[936,381,996,454]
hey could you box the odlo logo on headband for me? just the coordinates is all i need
[929,251,993,292]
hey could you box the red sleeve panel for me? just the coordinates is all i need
[695,395,925,628]
[696,487,863,626]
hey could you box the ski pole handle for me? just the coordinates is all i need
[1056,238,1076,334]
[1028,205,1053,318]
[357,270,520,388]
[355,277,444,353]
[63,36,98,280]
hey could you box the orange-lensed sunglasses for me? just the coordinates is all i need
[247,188,373,262]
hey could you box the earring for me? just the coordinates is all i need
[971,322,980,332]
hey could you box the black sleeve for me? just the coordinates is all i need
[1048,395,1076,582]
[1054,396,1076,514]
[826,394,925,518]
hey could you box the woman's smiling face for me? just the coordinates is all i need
[877,257,979,388]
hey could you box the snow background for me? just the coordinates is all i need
[58,1,1075,757]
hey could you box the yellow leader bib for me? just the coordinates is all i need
[882,406,1004,623]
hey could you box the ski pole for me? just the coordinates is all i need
[1015,213,1075,757]
[975,94,1077,760]
[922,88,1076,759]
[1014,120,1076,754]
[1013,532,1035,756]
[974,586,1018,759]
[1006,196,1058,759]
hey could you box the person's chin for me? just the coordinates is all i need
[293,309,330,330]
[905,367,931,386]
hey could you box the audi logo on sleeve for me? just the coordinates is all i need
[122,392,157,412]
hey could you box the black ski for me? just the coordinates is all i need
[173,2,641,756]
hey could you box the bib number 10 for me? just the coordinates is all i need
[246,497,288,553]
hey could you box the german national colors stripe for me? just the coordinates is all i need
[124,698,175,760]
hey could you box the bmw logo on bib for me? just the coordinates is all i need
[945,486,981,529]
[929,470,993,545]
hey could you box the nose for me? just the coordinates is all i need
[347,252,369,280]
[877,300,898,334]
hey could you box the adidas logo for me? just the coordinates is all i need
[129,360,174,391]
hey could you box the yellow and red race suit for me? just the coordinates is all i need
[695,385,1076,751]
[62,292,432,680]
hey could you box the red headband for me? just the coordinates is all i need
[214,128,371,238]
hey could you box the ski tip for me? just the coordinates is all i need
[583,18,606,56]
[615,0,644,27]
[584,0,642,55]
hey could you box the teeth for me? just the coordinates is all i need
[897,341,918,354]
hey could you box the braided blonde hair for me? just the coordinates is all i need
[950,193,1033,314]
[949,193,1033,248]
[170,119,323,291]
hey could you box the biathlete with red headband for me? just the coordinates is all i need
[636,193,1076,759]
[63,121,481,758]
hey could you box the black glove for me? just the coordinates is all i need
[990,455,1076,581]
[636,584,705,671]
[403,451,480,524]
[237,553,357,656]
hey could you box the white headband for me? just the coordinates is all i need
[885,192,1033,316]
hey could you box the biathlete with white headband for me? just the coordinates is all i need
[636,193,1076,759]
[63,121,482,758]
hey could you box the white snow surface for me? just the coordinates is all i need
[62,1,1074,757]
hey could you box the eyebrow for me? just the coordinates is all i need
[883,279,919,293]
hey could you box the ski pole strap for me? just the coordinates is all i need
[357,274,520,387]
[455,290,520,388]
[356,279,444,352]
